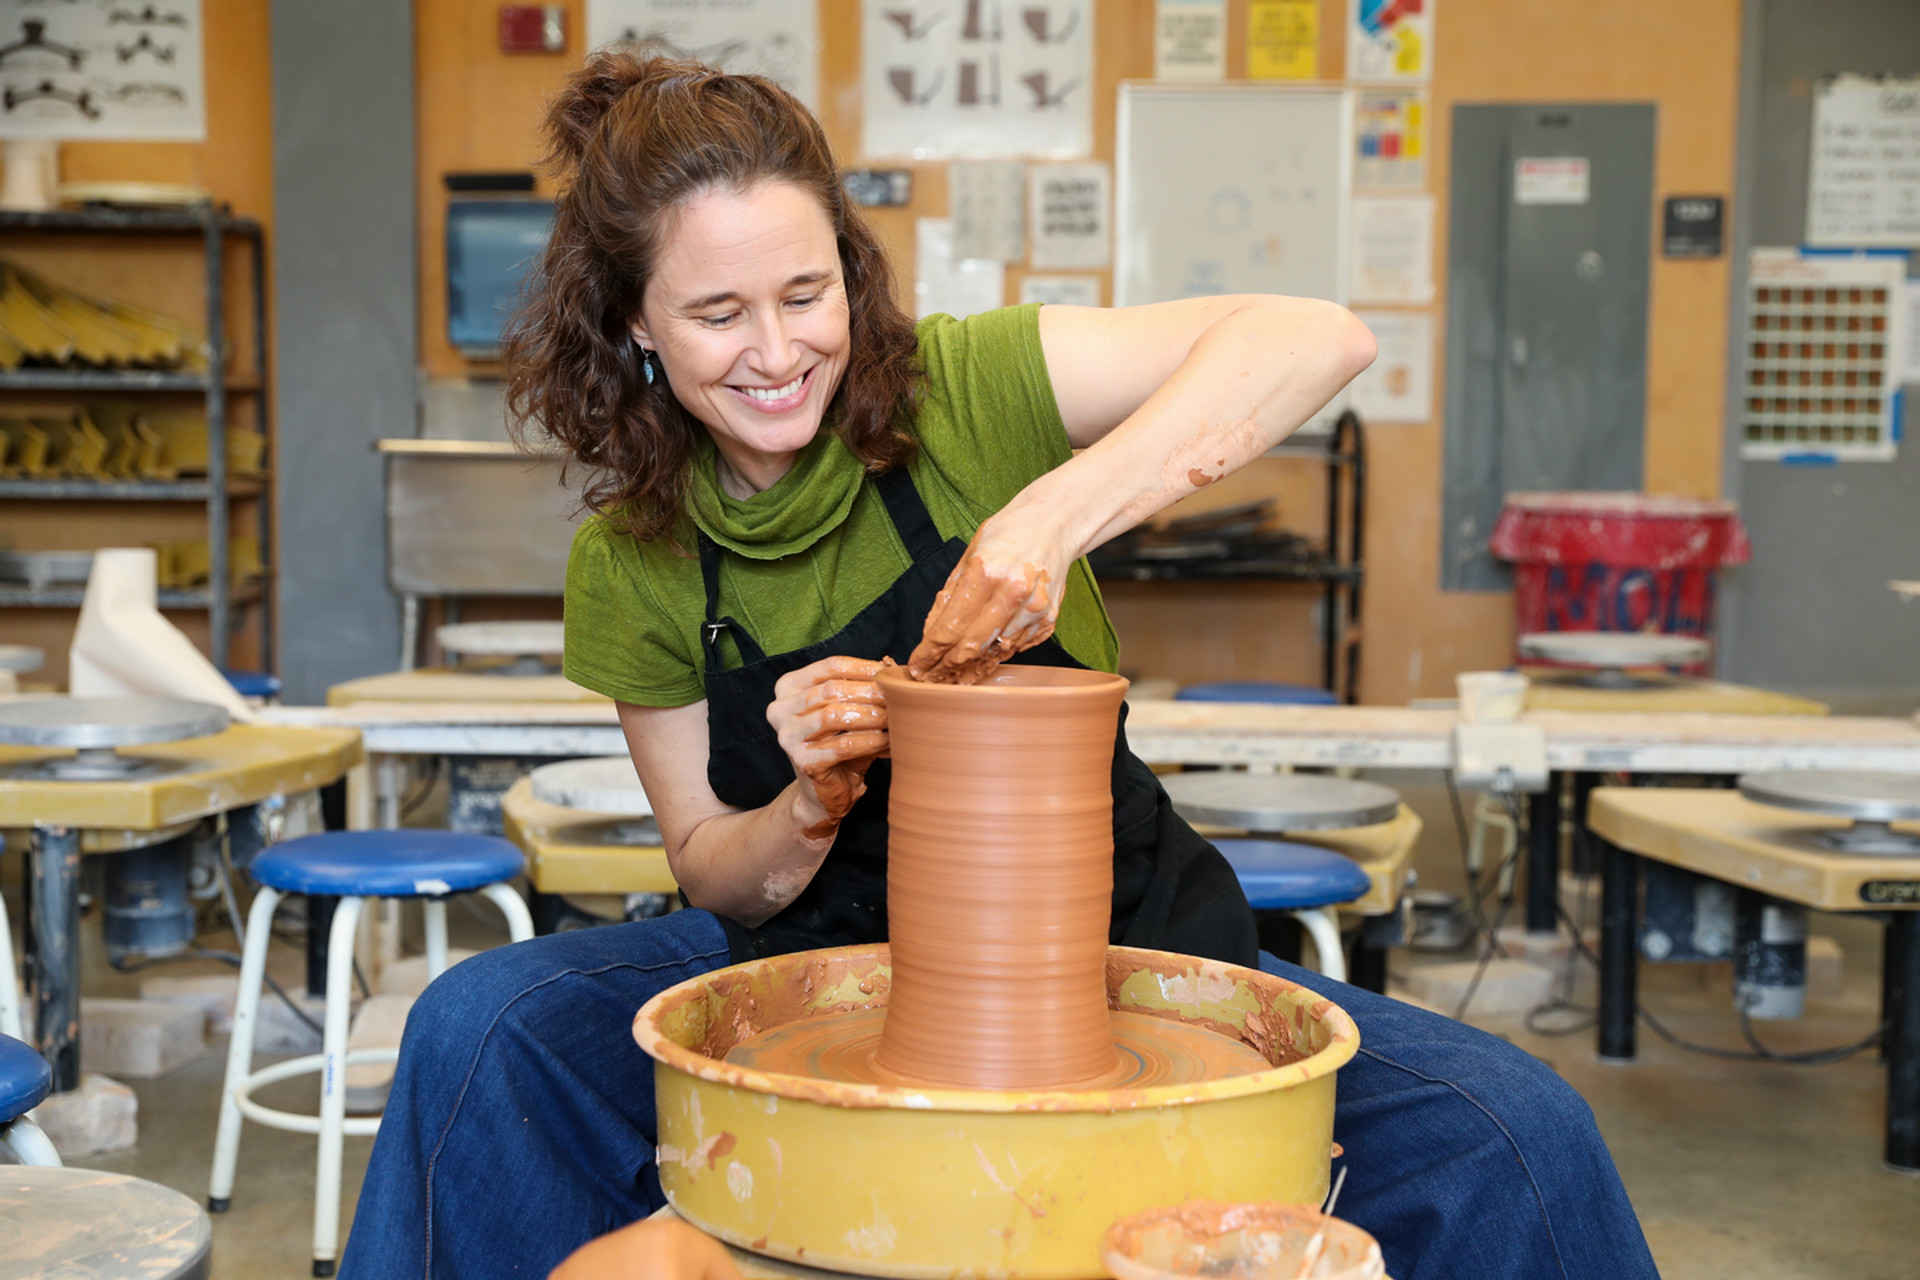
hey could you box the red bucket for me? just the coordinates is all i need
[1489,492,1751,672]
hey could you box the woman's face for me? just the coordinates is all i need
[629,181,851,495]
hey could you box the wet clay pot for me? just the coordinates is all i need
[633,944,1359,1280]
[873,664,1128,1089]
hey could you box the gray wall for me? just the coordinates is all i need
[270,1,414,703]
[1721,0,1920,707]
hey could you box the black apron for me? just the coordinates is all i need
[696,465,1257,968]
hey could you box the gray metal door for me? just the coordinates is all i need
[1442,104,1656,589]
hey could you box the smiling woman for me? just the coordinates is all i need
[340,50,1658,1280]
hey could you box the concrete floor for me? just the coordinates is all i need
[11,776,1918,1279]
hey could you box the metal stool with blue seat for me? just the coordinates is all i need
[1175,681,1340,706]
[0,1031,60,1166]
[1211,840,1374,983]
[207,829,536,1275]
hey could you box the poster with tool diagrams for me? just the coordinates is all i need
[588,0,820,110]
[0,0,204,141]
[862,0,1093,160]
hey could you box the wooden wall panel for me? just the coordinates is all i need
[409,0,1744,705]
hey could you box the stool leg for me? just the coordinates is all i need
[210,886,283,1211]
[0,870,22,1042]
[3,1115,61,1167]
[1291,908,1348,984]
[313,895,366,1277]
[423,898,449,981]
[479,882,536,943]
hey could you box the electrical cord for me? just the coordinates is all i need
[1450,785,1527,1021]
[399,756,443,822]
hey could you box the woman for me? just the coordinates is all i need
[342,53,1656,1280]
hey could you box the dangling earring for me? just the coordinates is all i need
[641,348,656,386]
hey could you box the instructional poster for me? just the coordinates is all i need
[0,0,204,141]
[1353,87,1427,190]
[1247,0,1317,80]
[1806,74,1920,248]
[915,217,1005,319]
[862,0,1093,160]
[1347,0,1431,83]
[1028,160,1109,269]
[1349,310,1433,422]
[1350,195,1434,304]
[949,160,1027,261]
[1155,0,1225,81]
[588,0,819,109]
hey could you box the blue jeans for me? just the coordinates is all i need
[340,911,1656,1279]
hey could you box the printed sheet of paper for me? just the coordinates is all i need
[1350,196,1434,304]
[916,218,1005,319]
[1353,87,1427,190]
[587,0,819,108]
[0,0,205,140]
[950,160,1028,261]
[1903,279,1920,385]
[1155,0,1225,81]
[1020,274,1101,306]
[1806,74,1920,247]
[1347,0,1431,82]
[1348,310,1433,422]
[1028,161,1109,269]
[1247,0,1317,80]
[863,0,1093,159]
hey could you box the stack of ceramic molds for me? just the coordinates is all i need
[0,405,262,481]
[0,262,205,371]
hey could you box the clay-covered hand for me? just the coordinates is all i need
[547,1217,745,1280]
[907,517,1067,685]
[767,655,889,838]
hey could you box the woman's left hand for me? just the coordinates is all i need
[907,511,1069,684]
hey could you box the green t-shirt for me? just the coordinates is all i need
[563,304,1119,707]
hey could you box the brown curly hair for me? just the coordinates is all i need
[505,52,920,542]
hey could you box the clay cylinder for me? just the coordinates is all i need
[874,664,1128,1089]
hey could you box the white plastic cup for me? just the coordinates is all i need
[1456,671,1528,724]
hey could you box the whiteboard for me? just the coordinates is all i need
[1115,83,1352,308]
[1806,75,1920,248]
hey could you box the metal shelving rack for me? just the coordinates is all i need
[0,203,271,671]
[1088,410,1367,703]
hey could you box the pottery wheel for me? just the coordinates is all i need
[1893,580,1920,601]
[530,756,653,816]
[1518,632,1709,688]
[437,621,565,675]
[0,644,43,673]
[0,696,228,782]
[1161,772,1400,833]
[1739,769,1920,856]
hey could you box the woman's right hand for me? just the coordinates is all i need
[767,655,889,838]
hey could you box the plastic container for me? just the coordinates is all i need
[1102,1202,1384,1280]
[1489,492,1751,674]
[1455,671,1528,723]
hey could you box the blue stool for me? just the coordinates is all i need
[1175,681,1340,706]
[208,830,535,1276]
[1214,839,1373,983]
[0,1031,59,1166]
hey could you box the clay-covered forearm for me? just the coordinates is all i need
[1041,298,1374,558]
[669,782,837,926]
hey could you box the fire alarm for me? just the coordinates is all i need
[499,5,566,53]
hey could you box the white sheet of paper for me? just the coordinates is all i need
[1155,0,1226,80]
[1019,275,1101,306]
[68,548,253,722]
[1348,310,1433,422]
[862,0,1093,159]
[0,0,205,140]
[950,160,1028,261]
[1902,279,1920,385]
[1350,196,1434,304]
[1806,74,1920,248]
[587,0,819,108]
[1028,161,1110,269]
[916,218,1005,319]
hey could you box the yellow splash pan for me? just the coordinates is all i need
[633,944,1358,1280]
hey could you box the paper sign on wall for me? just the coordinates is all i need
[1347,0,1431,82]
[863,0,1093,160]
[0,0,205,140]
[587,0,819,109]
[916,218,1005,319]
[1350,196,1434,304]
[1155,0,1225,80]
[950,160,1028,261]
[1020,275,1102,306]
[1028,161,1110,269]
[1807,74,1920,247]
[1514,157,1589,205]
[1353,87,1427,191]
[1349,310,1433,422]
[1248,0,1317,79]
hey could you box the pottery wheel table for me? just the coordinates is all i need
[508,762,671,933]
[0,1166,211,1280]
[1738,770,1920,856]
[1161,772,1401,834]
[0,704,362,1095]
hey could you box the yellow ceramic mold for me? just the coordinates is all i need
[634,944,1357,1280]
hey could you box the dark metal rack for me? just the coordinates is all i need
[1088,410,1367,703]
[0,202,272,672]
